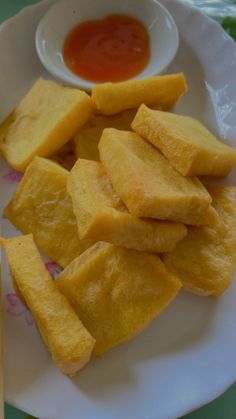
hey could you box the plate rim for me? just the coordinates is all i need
[1,1,236,418]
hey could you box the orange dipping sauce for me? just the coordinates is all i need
[63,14,150,83]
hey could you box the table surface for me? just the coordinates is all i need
[1,1,236,418]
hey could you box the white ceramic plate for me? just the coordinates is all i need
[1,1,236,419]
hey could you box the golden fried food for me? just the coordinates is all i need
[91,73,187,115]
[132,105,236,176]
[1,234,95,375]
[163,185,236,296]
[67,159,187,252]
[98,128,219,226]
[4,156,92,267]
[56,242,181,356]
[0,78,94,171]
[74,109,136,161]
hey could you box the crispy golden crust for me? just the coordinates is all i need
[132,105,236,177]
[73,109,136,161]
[163,185,236,297]
[98,128,219,226]
[0,78,94,171]
[56,242,181,356]
[4,156,93,267]
[91,73,188,115]
[67,158,187,252]
[1,235,95,375]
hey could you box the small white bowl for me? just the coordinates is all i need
[35,0,179,91]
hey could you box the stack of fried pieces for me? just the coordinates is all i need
[1,73,236,376]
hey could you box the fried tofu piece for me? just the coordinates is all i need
[91,73,187,115]
[98,129,219,226]
[67,159,187,252]
[163,185,236,296]
[4,157,92,267]
[1,235,95,375]
[0,78,94,171]
[132,105,236,176]
[74,109,136,161]
[56,242,181,356]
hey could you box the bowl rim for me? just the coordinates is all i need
[35,0,179,91]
